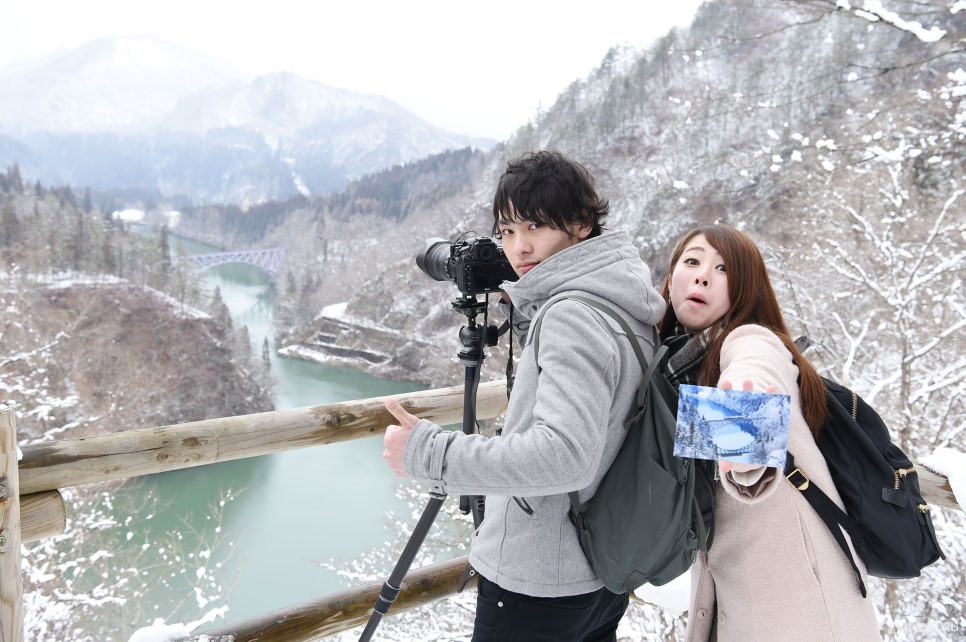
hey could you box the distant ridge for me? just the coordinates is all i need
[0,36,495,205]
[0,36,245,135]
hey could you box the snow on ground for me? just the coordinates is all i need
[145,287,211,320]
[127,621,192,642]
[113,208,146,222]
[633,570,690,616]
[319,301,348,320]
[127,605,228,641]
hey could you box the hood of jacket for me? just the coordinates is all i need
[501,230,665,329]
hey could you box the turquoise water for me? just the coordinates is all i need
[112,232,424,631]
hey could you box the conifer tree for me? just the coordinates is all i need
[158,224,172,283]
[236,324,252,360]
[102,234,117,275]
[209,286,234,340]
[62,185,78,209]
[0,202,21,249]
[7,164,22,193]
[71,208,87,271]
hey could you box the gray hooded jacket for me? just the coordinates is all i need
[403,231,665,597]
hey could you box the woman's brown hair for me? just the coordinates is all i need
[658,224,828,438]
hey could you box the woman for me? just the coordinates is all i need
[658,224,880,641]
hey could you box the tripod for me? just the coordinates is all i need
[358,294,498,641]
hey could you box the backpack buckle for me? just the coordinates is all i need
[786,468,810,491]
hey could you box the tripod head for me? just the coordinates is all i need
[452,294,500,367]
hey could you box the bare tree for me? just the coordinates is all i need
[770,63,965,637]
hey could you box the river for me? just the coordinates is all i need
[108,233,425,634]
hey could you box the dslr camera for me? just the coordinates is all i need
[416,236,518,295]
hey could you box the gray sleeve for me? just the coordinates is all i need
[403,301,620,497]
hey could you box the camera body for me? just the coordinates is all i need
[416,236,518,295]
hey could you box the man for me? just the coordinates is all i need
[383,150,665,641]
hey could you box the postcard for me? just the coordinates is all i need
[673,384,791,468]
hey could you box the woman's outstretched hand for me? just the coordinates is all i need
[717,379,777,475]
[383,398,419,477]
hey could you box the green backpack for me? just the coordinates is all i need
[530,294,715,593]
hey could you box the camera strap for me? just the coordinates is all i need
[502,308,514,399]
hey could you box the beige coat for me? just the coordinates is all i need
[684,325,881,642]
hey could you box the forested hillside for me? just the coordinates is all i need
[161,146,490,348]
[0,164,274,431]
[0,168,275,639]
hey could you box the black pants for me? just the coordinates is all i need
[471,576,629,642]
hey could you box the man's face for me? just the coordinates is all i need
[497,210,591,278]
[669,233,731,332]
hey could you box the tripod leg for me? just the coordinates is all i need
[360,298,490,638]
[358,494,446,642]
[461,362,486,530]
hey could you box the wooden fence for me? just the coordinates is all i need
[0,380,960,641]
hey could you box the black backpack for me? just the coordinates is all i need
[783,375,946,597]
[529,295,715,594]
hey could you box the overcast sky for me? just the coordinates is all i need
[0,0,705,141]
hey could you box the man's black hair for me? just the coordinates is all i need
[491,150,608,238]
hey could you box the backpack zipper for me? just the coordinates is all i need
[892,466,929,513]
[860,395,924,509]
[893,466,916,490]
[857,394,922,503]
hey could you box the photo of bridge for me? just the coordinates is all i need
[673,384,791,468]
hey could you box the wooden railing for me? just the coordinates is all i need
[0,381,960,642]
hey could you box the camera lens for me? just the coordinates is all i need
[416,237,453,282]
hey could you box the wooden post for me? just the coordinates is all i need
[0,409,23,642]
[19,491,66,543]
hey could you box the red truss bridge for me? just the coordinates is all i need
[182,248,286,276]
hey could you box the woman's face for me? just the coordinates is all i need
[669,234,731,333]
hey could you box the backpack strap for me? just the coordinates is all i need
[784,452,867,598]
[528,294,666,513]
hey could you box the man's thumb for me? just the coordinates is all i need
[385,398,417,426]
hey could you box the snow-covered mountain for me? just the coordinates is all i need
[0,36,246,135]
[0,36,493,205]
